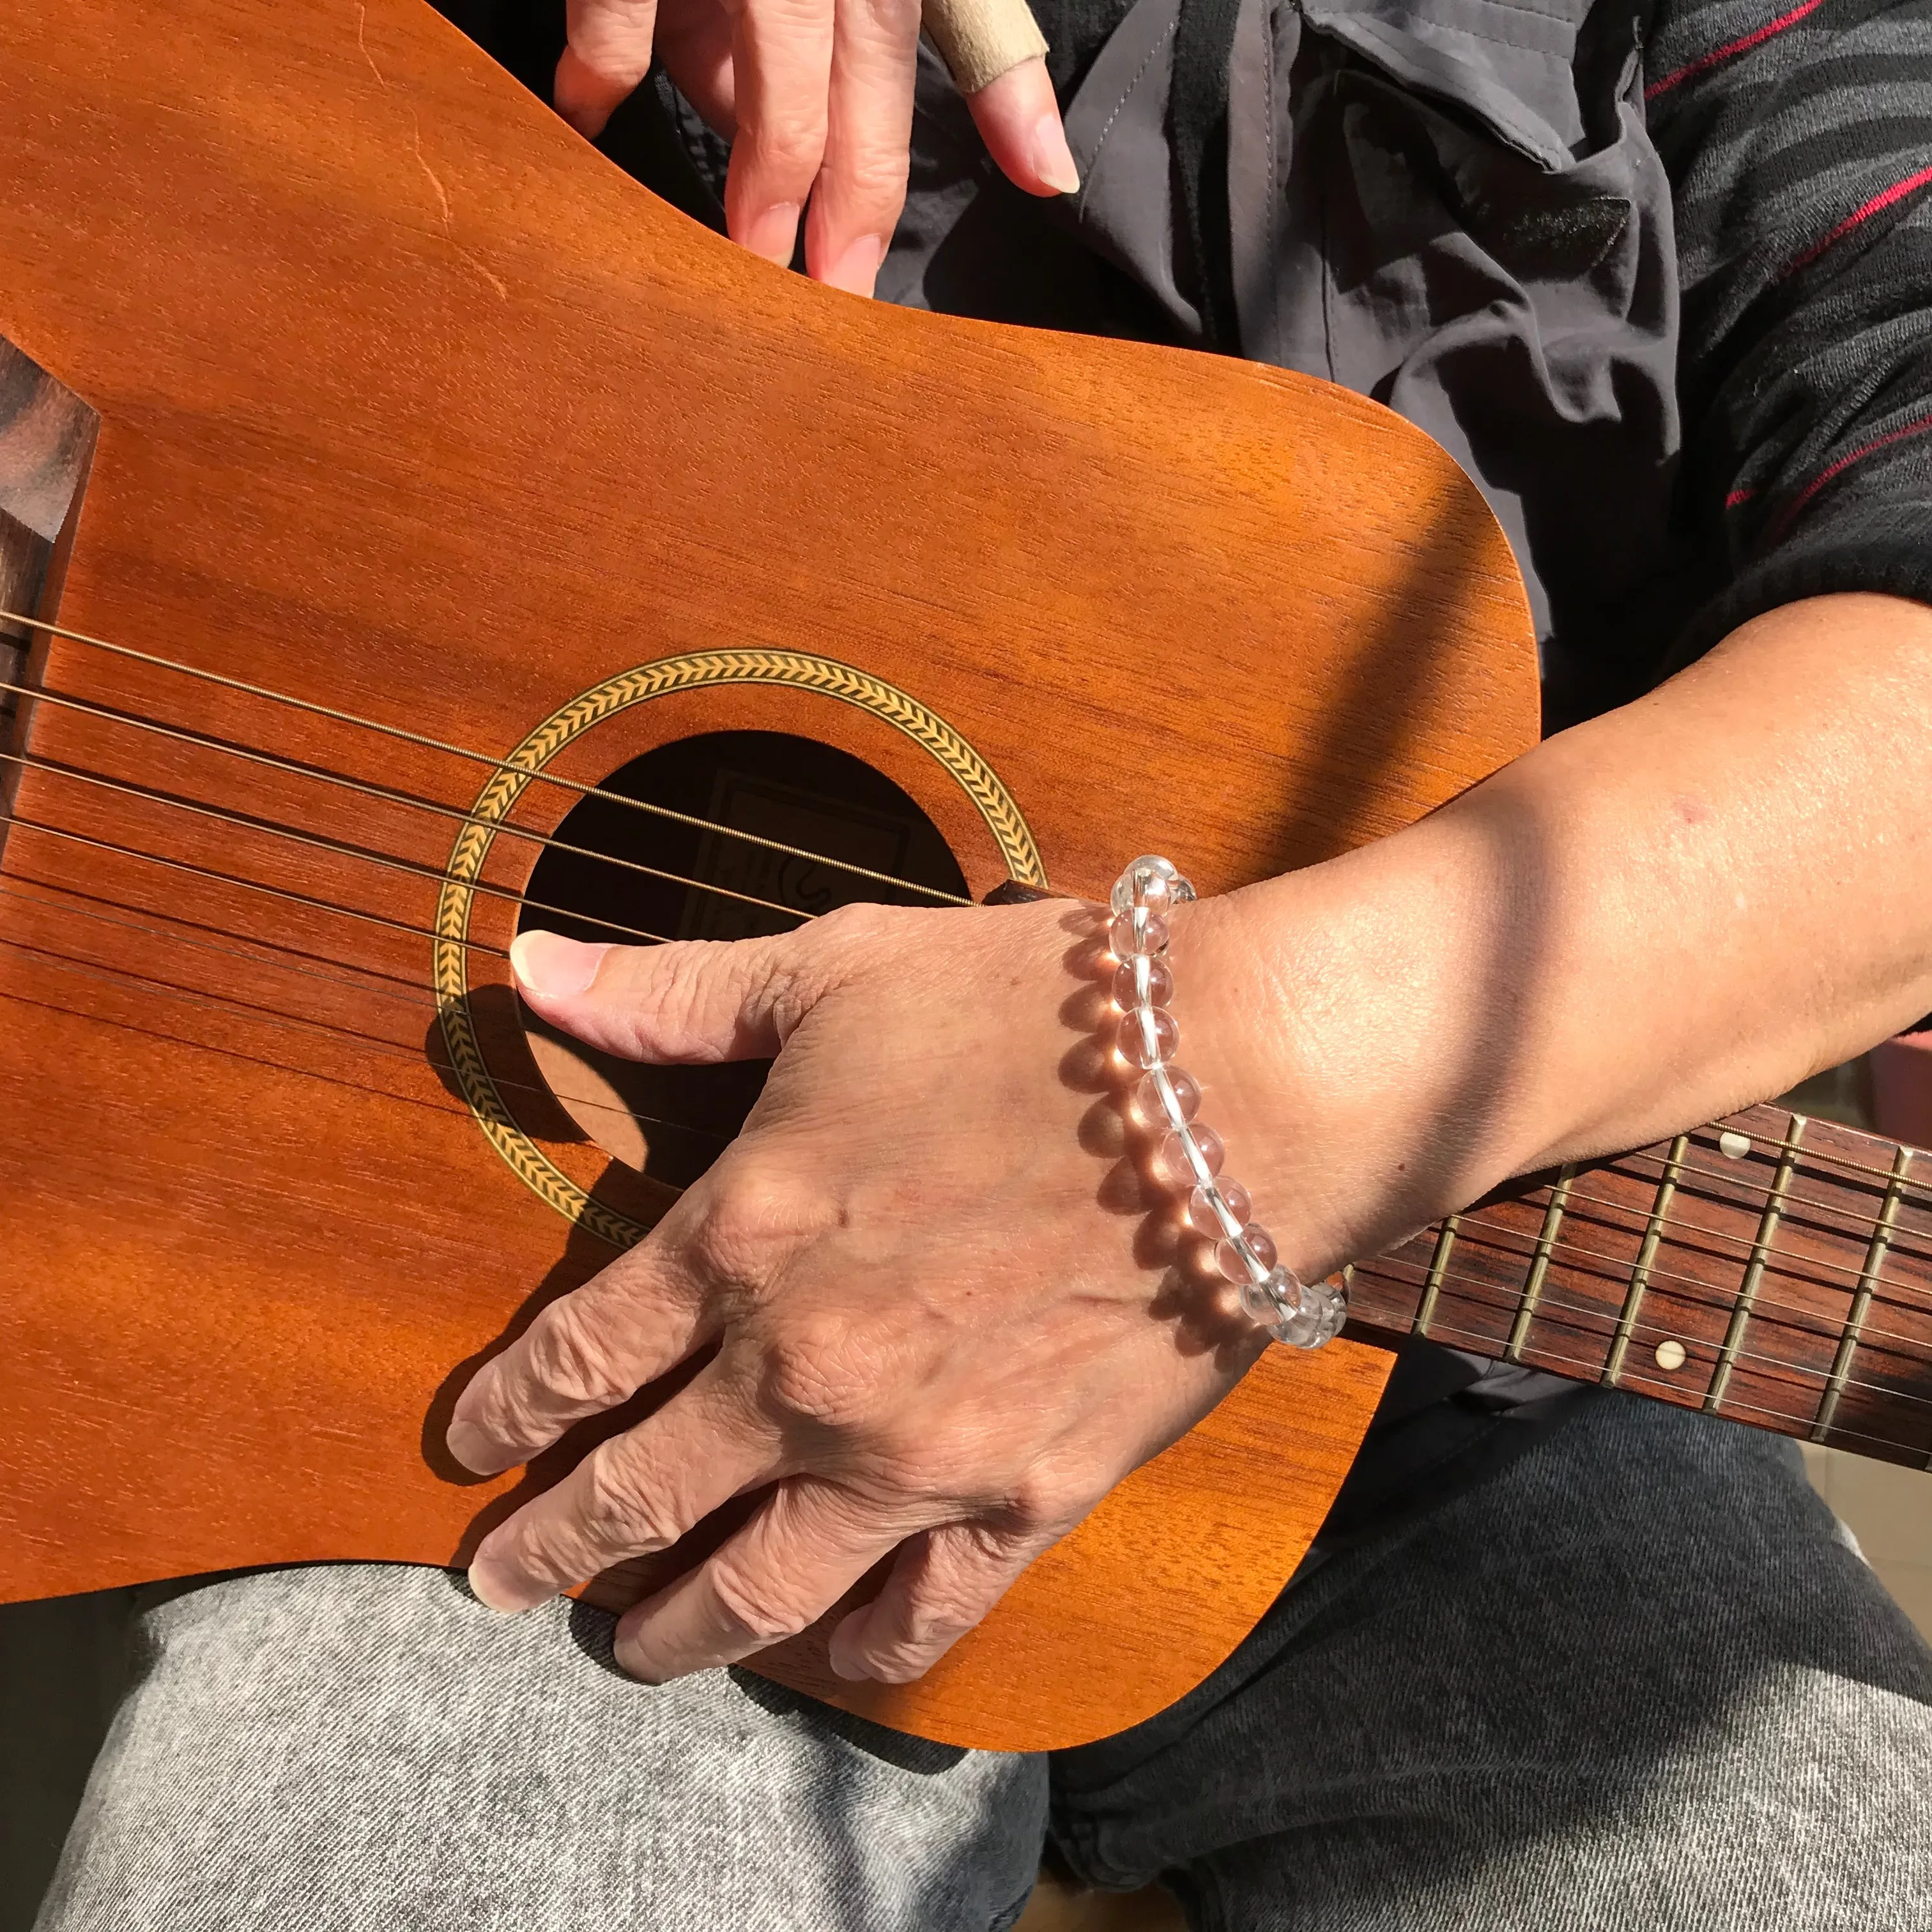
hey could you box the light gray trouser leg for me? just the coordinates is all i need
[33,1565,1046,1932]
[36,1395,1932,1931]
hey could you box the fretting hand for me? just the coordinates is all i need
[446,896,1278,1685]
[552,0,1078,296]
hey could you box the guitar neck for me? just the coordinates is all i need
[1346,1103,1932,1469]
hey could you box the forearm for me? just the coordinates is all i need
[1186,593,1932,1273]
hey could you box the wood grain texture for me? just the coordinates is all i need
[0,0,1538,1747]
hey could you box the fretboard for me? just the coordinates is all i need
[1345,1103,1932,1469]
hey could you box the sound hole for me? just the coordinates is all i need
[517,730,968,1187]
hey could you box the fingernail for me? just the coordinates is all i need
[510,931,608,1000]
[466,1555,549,1616]
[614,1637,670,1685]
[740,201,802,266]
[1031,114,1080,195]
[820,233,885,298]
[445,1417,514,1477]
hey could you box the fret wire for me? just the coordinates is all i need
[1623,1131,1932,1222]
[1708,1115,1804,1417]
[1409,1203,1932,1365]
[1568,1152,1932,1284]
[1602,1134,1686,1388]
[1505,1164,1573,1361]
[1412,1216,1460,1338]
[0,682,825,926]
[1813,1142,1914,1443]
[1447,1177,1932,1358]
[1361,1247,1932,1420]
[0,606,974,905]
[1397,1303,1932,1461]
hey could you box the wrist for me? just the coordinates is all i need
[1165,817,1544,1276]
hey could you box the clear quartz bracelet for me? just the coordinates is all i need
[1108,855,1347,1351]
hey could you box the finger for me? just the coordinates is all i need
[965,57,1077,198]
[801,0,921,296]
[510,926,824,1064]
[467,1358,779,1611]
[657,0,739,134]
[826,1516,1046,1681]
[446,1227,710,1475]
[556,0,663,139]
[614,1479,900,1679]
[722,0,838,266]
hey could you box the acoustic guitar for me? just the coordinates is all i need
[3,0,1928,1756]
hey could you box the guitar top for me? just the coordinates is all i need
[0,0,1542,1750]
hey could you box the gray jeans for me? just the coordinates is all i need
[34,1395,1932,1930]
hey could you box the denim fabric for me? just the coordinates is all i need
[37,1395,1932,1931]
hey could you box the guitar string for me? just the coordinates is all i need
[10,611,1932,1206]
[0,881,738,1135]
[0,880,458,1013]
[0,931,728,1140]
[0,608,974,905]
[12,848,1932,1376]
[1590,1135,1932,1218]
[1452,1189,1932,1349]
[0,807,527,956]
[1383,1229,1932,1414]
[8,602,1551,900]
[0,675,829,926]
[1443,1208,1932,1361]
[17,894,1922,1429]
[12,792,1932,1336]
[1577,1147,1932,1270]
[6,878,1930,1423]
[1393,1307,1923,1462]
[1554,1175,1932,1285]
[0,750,682,950]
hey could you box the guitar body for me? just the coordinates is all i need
[0,0,1537,1749]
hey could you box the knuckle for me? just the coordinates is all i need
[578,1441,682,1552]
[708,1557,813,1648]
[746,117,829,182]
[1008,1468,1098,1540]
[760,1312,890,1430]
[521,1299,632,1411]
[825,151,909,213]
[691,1170,817,1285]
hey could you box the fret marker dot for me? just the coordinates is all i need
[1718,1130,1752,1161]
[1655,1339,1687,1372]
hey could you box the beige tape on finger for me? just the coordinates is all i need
[922,0,1049,94]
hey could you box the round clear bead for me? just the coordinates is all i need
[1150,1123,1225,1191]
[1108,908,1170,960]
[1117,1005,1179,1070]
[1111,956,1174,1011]
[1240,1268,1346,1350]
[1109,855,1197,918]
[1130,1067,1201,1130]
[1215,1223,1279,1282]
[1187,1177,1250,1236]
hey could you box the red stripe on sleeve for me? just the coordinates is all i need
[1783,165,1932,278]
[1645,0,1824,100]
